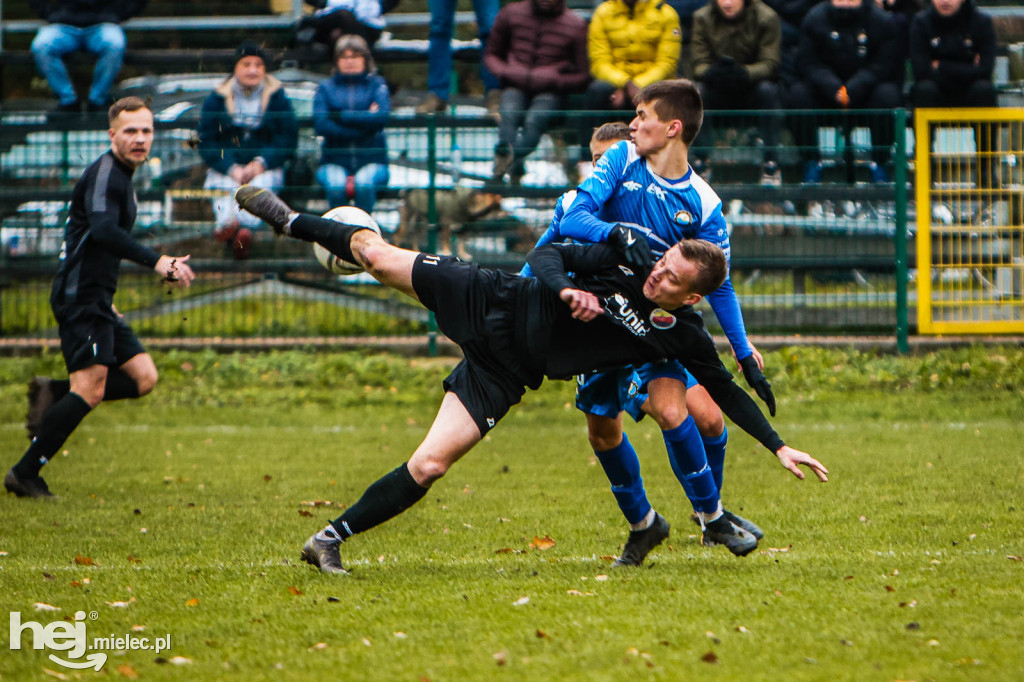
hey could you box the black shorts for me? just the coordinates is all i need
[54,305,147,373]
[411,253,537,436]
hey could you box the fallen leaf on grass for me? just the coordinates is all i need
[42,668,68,680]
[308,642,328,651]
[764,546,791,553]
[1008,555,1023,562]
[899,600,918,608]
[393,632,408,639]
[298,510,313,517]
[131,625,146,632]
[566,590,595,597]
[494,547,522,554]
[70,581,82,588]
[185,598,200,607]
[512,596,530,606]
[106,597,136,608]
[885,585,896,592]
[167,656,192,665]
[844,576,854,581]
[493,650,508,666]
[701,651,718,664]
[927,639,940,647]
[42,572,54,581]
[529,535,556,550]
[116,664,139,678]
[906,622,920,630]
[735,626,750,634]
[264,475,272,482]
[288,586,303,596]
[594,575,609,581]
[300,500,333,507]
[74,554,96,566]
[33,603,60,612]
[956,658,982,666]
[536,629,550,639]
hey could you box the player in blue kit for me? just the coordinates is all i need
[554,79,774,562]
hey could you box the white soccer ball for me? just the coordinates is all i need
[312,206,382,275]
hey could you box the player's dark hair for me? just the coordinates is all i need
[677,239,727,295]
[108,96,151,126]
[634,79,703,146]
[591,122,631,143]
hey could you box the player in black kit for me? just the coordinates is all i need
[4,97,196,499]
[235,185,828,573]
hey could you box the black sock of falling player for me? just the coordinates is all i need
[289,214,372,264]
[330,462,428,539]
[47,379,71,402]
[102,368,141,401]
[14,393,91,477]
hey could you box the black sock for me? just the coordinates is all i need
[290,214,369,263]
[14,393,91,477]
[330,462,428,538]
[103,368,140,401]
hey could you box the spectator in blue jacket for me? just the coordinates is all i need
[29,0,148,114]
[198,41,298,256]
[314,35,391,213]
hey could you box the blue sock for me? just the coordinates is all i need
[595,434,651,525]
[702,427,727,494]
[663,417,719,514]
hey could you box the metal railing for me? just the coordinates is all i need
[1,107,918,347]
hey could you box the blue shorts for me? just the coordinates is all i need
[575,360,698,423]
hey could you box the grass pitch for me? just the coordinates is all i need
[1,348,1022,681]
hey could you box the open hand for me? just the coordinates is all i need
[775,445,829,482]
[560,288,603,321]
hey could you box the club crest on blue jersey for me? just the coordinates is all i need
[673,210,694,225]
[649,308,677,330]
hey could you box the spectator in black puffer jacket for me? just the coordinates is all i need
[909,0,996,109]
[786,0,902,183]
[29,0,148,114]
[483,0,589,184]
[909,0,997,186]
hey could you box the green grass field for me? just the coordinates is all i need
[1,348,1022,681]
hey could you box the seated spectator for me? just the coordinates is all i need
[690,0,783,184]
[579,0,681,169]
[785,0,901,184]
[416,0,501,115]
[197,41,298,259]
[294,0,385,54]
[909,0,997,186]
[29,0,148,115]
[483,0,589,185]
[909,0,996,109]
[313,35,391,213]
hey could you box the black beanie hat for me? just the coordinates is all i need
[234,40,268,68]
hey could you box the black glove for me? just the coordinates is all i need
[607,224,653,271]
[739,355,776,417]
[706,57,749,92]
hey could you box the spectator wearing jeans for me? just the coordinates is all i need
[785,0,901,184]
[416,0,501,115]
[314,35,391,213]
[483,0,589,184]
[690,0,783,184]
[29,0,148,114]
[579,0,681,168]
[198,41,298,258]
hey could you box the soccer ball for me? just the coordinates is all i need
[312,206,382,275]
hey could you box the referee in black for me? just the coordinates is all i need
[4,97,195,499]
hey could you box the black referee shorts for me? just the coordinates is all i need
[411,253,535,436]
[54,304,147,373]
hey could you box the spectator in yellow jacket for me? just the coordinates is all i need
[576,0,681,171]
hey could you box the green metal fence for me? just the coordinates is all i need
[0,108,910,348]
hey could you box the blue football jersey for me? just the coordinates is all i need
[559,140,753,359]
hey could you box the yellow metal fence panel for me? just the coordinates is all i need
[915,108,1024,334]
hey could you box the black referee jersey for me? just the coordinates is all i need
[526,243,784,453]
[51,151,160,316]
